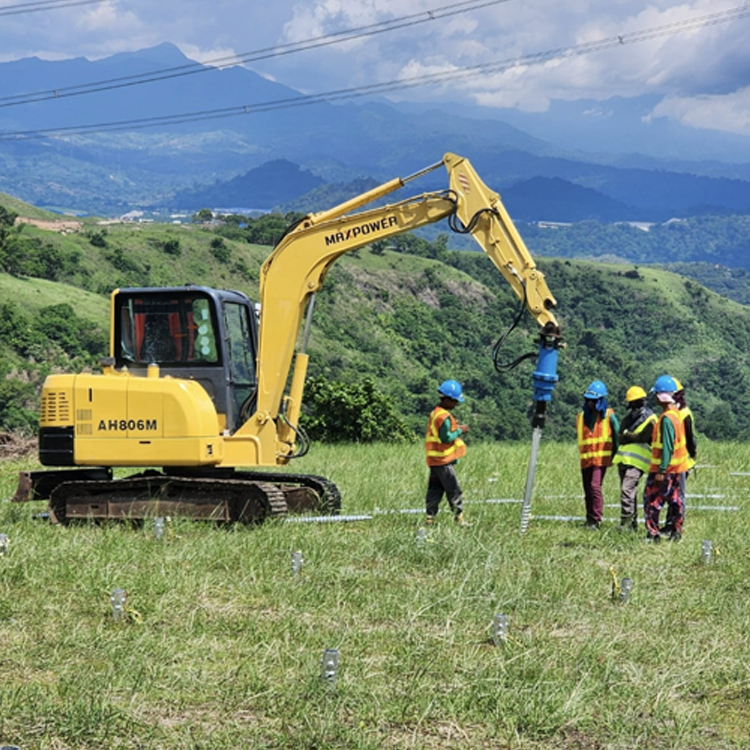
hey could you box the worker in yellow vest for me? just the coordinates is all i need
[644,375,690,542]
[425,379,469,526]
[576,380,619,530]
[613,385,657,531]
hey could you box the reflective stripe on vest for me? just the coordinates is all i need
[678,405,696,471]
[577,408,614,468]
[649,410,689,474]
[613,413,657,471]
[425,406,466,466]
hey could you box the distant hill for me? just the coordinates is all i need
[392,95,750,168]
[501,177,637,222]
[162,152,750,224]
[2,45,750,220]
[519,215,750,268]
[169,160,324,212]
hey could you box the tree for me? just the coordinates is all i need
[301,376,415,443]
[0,204,17,249]
[192,208,213,223]
[162,238,181,256]
[210,236,231,264]
[89,230,108,248]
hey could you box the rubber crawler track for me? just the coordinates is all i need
[49,474,289,525]
[231,471,342,515]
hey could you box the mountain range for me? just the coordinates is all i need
[2,43,750,221]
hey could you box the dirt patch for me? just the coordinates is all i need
[14,216,83,233]
[0,432,37,459]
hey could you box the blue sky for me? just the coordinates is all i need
[2,0,750,136]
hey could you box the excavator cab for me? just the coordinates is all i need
[113,286,258,433]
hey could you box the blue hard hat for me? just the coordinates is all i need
[652,374,678,394]
[438,379,464,402]
[583,380,607,399]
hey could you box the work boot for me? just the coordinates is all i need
[454,512,471,527]
[619,515,636,532]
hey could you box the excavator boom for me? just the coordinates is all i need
[249,153,559,443]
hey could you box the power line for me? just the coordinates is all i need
[0,0,106,16]
[0,0,515,107]
[2,4,749,140]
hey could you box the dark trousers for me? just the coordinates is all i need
[581,465,607,525]
[425,464,463,518]
[643,472,685,537]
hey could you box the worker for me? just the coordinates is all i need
[612,385,657,531]
[664,378,698,534]
[643,375,689,542]
[424,379,469,526]
[576,380,619,530]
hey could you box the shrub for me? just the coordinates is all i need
[210,237,231,264]
[162,238,181,256]
[301,376,414,443]
[89,230,108,248]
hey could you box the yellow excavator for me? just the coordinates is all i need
[14,152,561,524]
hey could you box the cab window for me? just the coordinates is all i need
[118,294,219,365]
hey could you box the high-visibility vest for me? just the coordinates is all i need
[577,408,615,468]
[678,405,696,471]
[649,409,689,474]
[425,406,466,467]
[613,412,657,472]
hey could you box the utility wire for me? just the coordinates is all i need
[0,0,515,106]
[1,3,749,140]
[0,0,106,16]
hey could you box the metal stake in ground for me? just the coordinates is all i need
[519,325,561,534]
[321,648,340,685]
[492,613,509,645]
[291,550,304,577]
[110,588,127,622]
[520,427,542,534]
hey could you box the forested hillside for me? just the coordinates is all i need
[412,214,750,304]
[2,202,750,443]
[520,215,750,267]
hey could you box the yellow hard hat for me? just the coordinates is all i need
[673,378,683,391]
[626,385,647,402]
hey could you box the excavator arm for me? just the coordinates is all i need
[240,152,561,474]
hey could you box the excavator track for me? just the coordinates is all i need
[49,474,288,526]
[230,471,342,515]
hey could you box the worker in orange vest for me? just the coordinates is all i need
[644,375,690,542]
[424,379,469,526]
[576,380,619,529]
[663,377,697,534]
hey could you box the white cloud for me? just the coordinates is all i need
[76,1,128,32]
[179,44,241,68]
[0,0,749,135]
[648,88,750,136]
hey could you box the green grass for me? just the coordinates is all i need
[1,440,749,749]
[0,193,59,220]
[0,274,110,322]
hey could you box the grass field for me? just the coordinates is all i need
[1,440,749,749]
